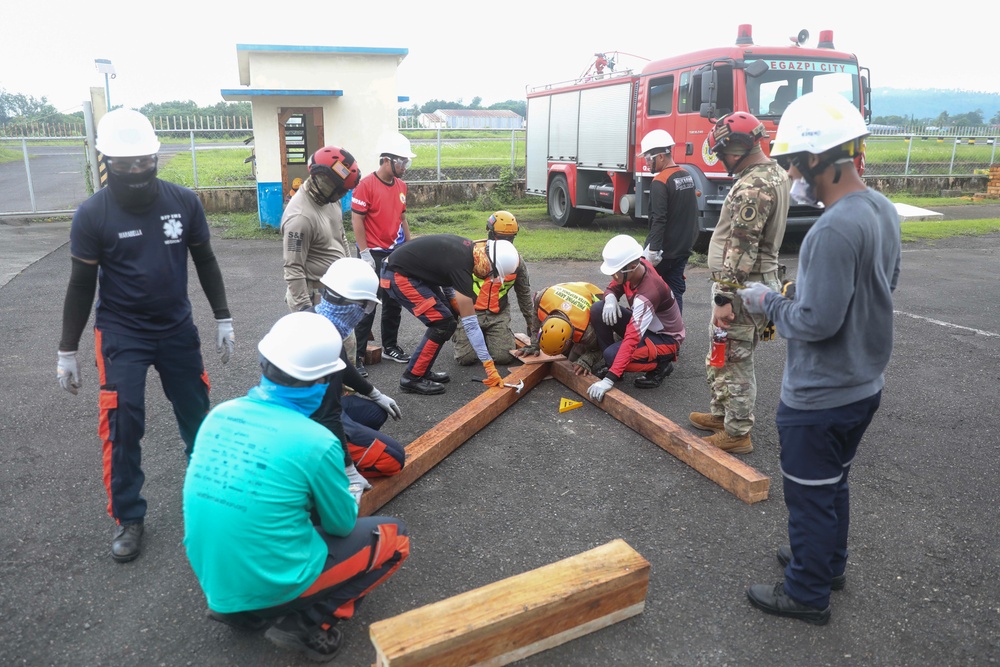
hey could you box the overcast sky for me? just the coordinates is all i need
[4,0,997,116]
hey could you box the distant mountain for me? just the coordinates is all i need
[872,88,1000,122]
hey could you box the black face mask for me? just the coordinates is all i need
[107,167,159,211]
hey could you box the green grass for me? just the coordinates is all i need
[158,149,256,188]
[0,145,21,164]
[900,218,1000,242]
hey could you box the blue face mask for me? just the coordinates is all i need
[315,299,365,337]
[252,377,328,415]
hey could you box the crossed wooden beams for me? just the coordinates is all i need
[359,359,769,518]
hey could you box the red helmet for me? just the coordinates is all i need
[709,112,768,155]
[308,146,360,190]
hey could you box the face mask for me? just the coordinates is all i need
[790,177,819,206]
[107,167,159,211]
[315,298,366,338]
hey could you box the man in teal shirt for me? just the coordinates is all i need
[183,312,409,661]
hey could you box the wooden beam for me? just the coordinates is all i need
[549,360,769,504]
[359,362,551,516]
[369,539,649,667]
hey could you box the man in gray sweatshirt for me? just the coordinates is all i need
[737,92,901,625]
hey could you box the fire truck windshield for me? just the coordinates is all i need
[745,58,860,118]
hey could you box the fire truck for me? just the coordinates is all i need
[525,25,871,243]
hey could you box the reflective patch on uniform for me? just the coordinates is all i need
[739,205,757,223]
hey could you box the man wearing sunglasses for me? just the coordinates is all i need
[56,109,234,563]
[351,133,417,376]
[689,112,790,455]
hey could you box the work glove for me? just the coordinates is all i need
[643,246,663,267]
[516,342,540,357]
[345,463,372,505]
[216,318,235,364]
[359,248,376,271]
[587,377,615,402]
[367,387,402,420]
[482,360,505,388]
[602,294,621,326]
[736,282,774,315]
[57,351,81,395]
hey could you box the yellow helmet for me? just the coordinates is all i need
[539,312,573,356]
[487,210,518,239]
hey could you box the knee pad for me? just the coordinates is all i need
[428,318,457,344]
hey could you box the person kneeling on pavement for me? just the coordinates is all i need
[314,257,406,478]
[514,282,606,377]
[453,211,535,366]
[183,312,409,662]
[587,235,685,402]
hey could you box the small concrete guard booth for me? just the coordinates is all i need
[221,44,408,227]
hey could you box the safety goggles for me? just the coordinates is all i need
[323,289,377,314]
[105,155,157,174]
[383,155,411,171]
[643,152,665,168]
[613,262,640,281]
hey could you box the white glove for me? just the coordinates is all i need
[216,318,235,364]
[587,377,615,402]
[57,351,81,395]
[643,246,663,267]
[737,282,774,315]
[359,248,376,271]
[345,463,372,505]
[367,388,402,420]
[602,294,621,326]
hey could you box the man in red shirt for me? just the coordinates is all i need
[351,133,416,376]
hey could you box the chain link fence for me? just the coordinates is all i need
[865,126,999,177]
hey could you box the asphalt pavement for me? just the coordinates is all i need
[1,219,999,666]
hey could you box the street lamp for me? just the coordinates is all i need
[94,59,116,111]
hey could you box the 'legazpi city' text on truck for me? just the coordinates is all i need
[525,25,871,245]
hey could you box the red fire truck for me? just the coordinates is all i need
[525,25,871,242]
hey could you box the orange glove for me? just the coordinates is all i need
[481,360,505,388]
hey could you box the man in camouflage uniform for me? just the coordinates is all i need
[452,212,534,365]
[689,112,789,454]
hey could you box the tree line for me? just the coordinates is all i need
[400,97,527,118]
[872,109,1000,128]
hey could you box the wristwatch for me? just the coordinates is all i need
[714,294,732,306]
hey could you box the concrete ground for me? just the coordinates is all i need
[1,218,999,666]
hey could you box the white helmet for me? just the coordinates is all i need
[640,129,675,156]
[320,257,381,304]
[377,132,416,159]
[771,92,869,157]
[600,235,643,275]
[257,312,346,381]
[486,239,520,277]
[96,109,160,157]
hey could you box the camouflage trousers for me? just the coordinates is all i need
[452,309,518,366]
[704,276,780,436]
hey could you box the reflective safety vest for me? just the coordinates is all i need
[472,241,518,313]
[537,282,604,342]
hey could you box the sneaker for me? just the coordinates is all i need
[689,411,725,432]
[355,359,368,378]
[746,582,831,625]
[704,430,753,454]
[111,521,144,563]
[776,545,846,591]
[383,346,410,363]
[634,361,673,388]
[207,609,268,632]
[265,613,342,662]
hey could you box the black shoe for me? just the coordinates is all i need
[111,521,144,563]
[383,346,411,363]
[425,370,450,383]
[399,374,446,395]
[354,359,368,378]
[777,545,846,591]
[633,361,674,388]
[746,582,831,625]
[207,609,268,632]
[265,613,342,662]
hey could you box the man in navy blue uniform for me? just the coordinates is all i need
[56,109,235,563]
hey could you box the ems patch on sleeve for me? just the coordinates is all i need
[739,205,757,223]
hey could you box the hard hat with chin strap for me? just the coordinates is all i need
[319,257,381,304]
[257,312,346,382]
[771,92,869,158]
[487,239,520,278]
[600,235,643,275]
[487,210,518,238]
[96,109,160,157]
[640,129,675,156]
[539,312,573,355]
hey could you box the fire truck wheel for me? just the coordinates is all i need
[548,175,596,227]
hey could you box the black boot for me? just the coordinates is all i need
[111,521,144,563]
[399,372,446,395]
[634,360,673,388]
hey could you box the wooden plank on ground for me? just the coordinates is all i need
[550,360,769,504]
[359,362,551,516]
[369,539,649,667]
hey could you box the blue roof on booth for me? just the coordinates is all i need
[220,89,343,101]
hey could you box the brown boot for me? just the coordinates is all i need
[705,431,753,454]
[689,412,725,432]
